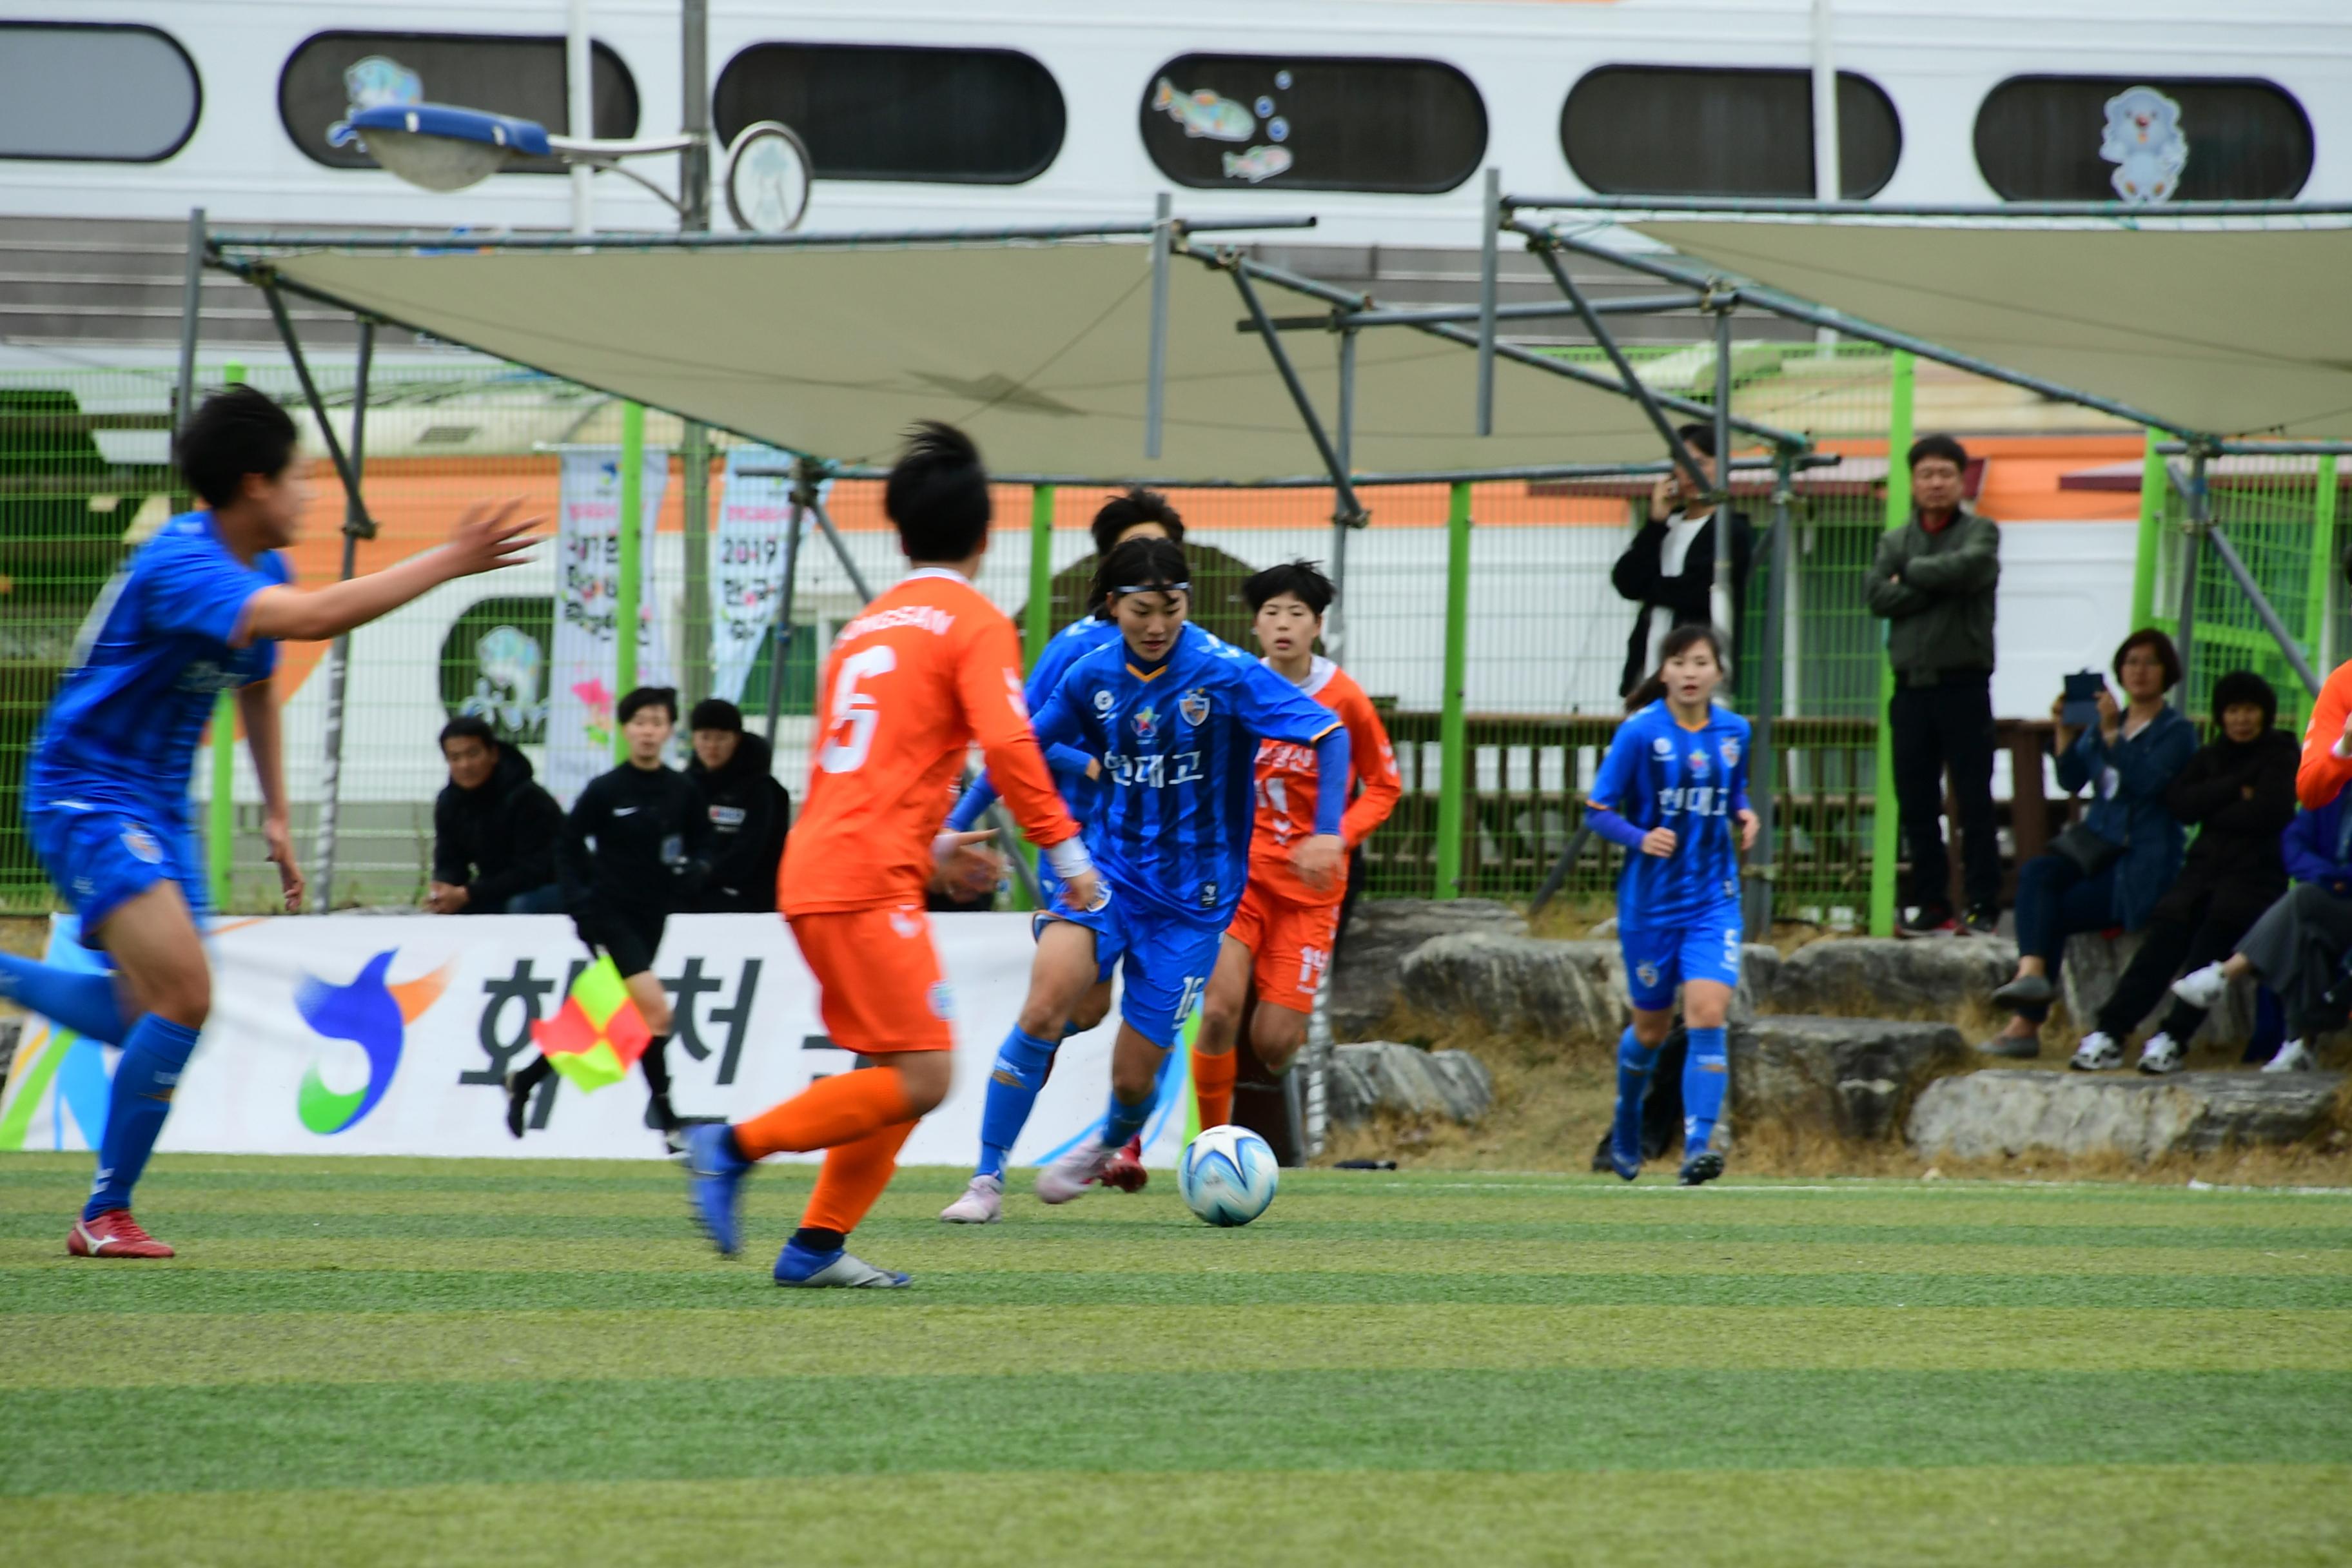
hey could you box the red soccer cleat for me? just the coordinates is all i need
[67,1210,175,1259]
[1099,1135,1148,1193]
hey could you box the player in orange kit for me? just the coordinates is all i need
[1192,560,1400,1128]
[679,422,1096,1288]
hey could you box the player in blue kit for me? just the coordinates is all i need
[1585,624,1759,1188]
[0,386,536,1257]
[939,537,1350,1219]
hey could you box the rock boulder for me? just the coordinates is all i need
[1397,935,1623,1040]
[1330,899,1526,1037]
[1906,1069,2347,1162]
[1326,1041,1494,1126]
[1767,937,2015,1021]
[1731,1015,1972,1142]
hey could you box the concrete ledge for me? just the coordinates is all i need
[1327,1041,1494,1126]
[1907,1069,2347,1162]
[1734,1015,1972,1143]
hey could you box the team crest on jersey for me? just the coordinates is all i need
[1720,738,1741,767]
[120,828,162,865]
[1132,705,1160,740]
[1652,737,1674,757]
[1687,752,1710,778]
[1179,687,1211,727]
[1093,689,1116,714]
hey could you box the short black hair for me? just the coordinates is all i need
[885,420,991,562]
[689,698,743,734]
[438,714,497,750]
[2211,669,2278,729]
[1673,422,1717,460]
[1090,487,1184,554]
[617,685,678,727]
[1908,433,1970,474]
[1625,623,1727,712]
[179,384,299,508]
[1244,559,1333,616]
[1094,536,1190,612]
[2113,627,2182,690]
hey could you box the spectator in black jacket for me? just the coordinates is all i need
[1611,422,1752,697]
[2068,670,2298,1074]
[425,716,564,914]
[684,698,789,913]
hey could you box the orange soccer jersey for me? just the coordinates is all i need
[781,568,1079,917]
[1247,656,1402,906]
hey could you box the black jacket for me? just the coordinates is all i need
[559,761,713,921]
[685,730,790,913]
[2164,727,2299,901]
[1612,507,1753,696]
[430,747,563,914]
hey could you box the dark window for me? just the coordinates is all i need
[279,31,638,173]
[714,44,1063,184]
[1974,77,2311,202]
[0,24,200,162]
[1139,54,1485,194]
[1562,66,1899,198]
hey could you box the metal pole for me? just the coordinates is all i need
[1710,301,1735,649]
[1145,192,1171,460]
[681,421,712,707]
[566,0,594,233]
[810,494,872,602]
[1810,0,1841,353]
[2312,456,2342,681]
[1327,326,1357,665]
[1524,243,1712,496]
[1476,167,1500,436]
[1527,825,1592,918]
[761,457,814,741]
[1749,447,1796,937]
[1434,482,1473,899]
[1228,261,1367,525]
[2205,521,2321,698]
[1867,351,1914,937]
[616,400,644,758]
[173,208,203,465]
[2175,449,2206,714]
[2130,429,2168,630]
[678,0,710,232]
[313,318,375,914]
[259,282,371,517]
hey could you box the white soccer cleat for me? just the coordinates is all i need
[1035,1139,1112,1205]
[2136,1032,2186,1075]
[2264,1038,2317,1073]
[2170,963,2230,1010]
[2068,1031,2124,1072]
[939,1173,1003,1224]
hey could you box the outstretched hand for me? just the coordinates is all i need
[441,498,542,580]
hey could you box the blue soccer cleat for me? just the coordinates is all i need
[680,1122,749,1256]
[1677,1151,1725,1188]
[1607,1128,1642,1182]
[774,1240,911,1289]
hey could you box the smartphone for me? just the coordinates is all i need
[2061,671,2106,730]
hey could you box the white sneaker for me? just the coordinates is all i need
[939,1173,1003,1224]
[2136,1033,2186,1075]
[2171,963,2230,1010]
[2263,1038,2317,1073]
[2069,1031,2124,1072]
[1035,1139,1111,1205]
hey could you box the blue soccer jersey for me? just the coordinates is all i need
[1024,614,1124,824]
[32,511,288,810]
[1032,622,1341,930]
[1588,699,1752,928]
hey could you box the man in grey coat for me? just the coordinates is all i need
[1868,434,2001,937]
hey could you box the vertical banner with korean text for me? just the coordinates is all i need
[549,447,672,803]
[709,447,823,706]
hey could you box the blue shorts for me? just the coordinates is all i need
[1618,905,1743,1013]
[26,789,206,936]
[1037,885,1222,1049]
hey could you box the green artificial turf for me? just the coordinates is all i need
[2,1155,2347,1566]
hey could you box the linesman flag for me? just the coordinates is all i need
[528,956,651,1092]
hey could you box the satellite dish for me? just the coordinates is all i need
[348,103,551,193]
[724,121,812,235]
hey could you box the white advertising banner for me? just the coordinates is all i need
[709,446,825,707]
[0,914,1187,1168]
[548,446,673,805]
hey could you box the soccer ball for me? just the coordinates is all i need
[1179,1124,1279,1227]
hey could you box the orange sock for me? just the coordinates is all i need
[799,1117,918,1236]
[1192,1047,1237,1130]
[733,1068,914,1161]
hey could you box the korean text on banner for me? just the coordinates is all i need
[710,447,823,706]
[549,446,672,804]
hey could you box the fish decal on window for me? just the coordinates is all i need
[1152,78,1255,142]
[1222,146,1294,184]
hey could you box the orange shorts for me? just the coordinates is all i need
[1226,881,1340,1013]
[786,903,955,1054]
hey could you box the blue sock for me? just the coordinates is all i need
[84,1014,201,1220]
[1101,1083,1153,1152]
[975,1027,1057,1181]
[0,952,131,1046]
[1683,1026,1729,1157]
[1612,1026,1656,1166]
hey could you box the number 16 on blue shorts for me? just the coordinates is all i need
[1618,907,1743,1012]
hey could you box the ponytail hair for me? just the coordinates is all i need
[1626,623,1726,711]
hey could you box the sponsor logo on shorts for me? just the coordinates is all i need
[120,828,162,865]
[928,981,956,1020]
[889,906,925,939]
[1636,962,1660,987]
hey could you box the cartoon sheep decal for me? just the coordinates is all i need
[2101,86,2187,204]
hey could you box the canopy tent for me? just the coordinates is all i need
[1589,213,2352,442]
[213,232,1736,482]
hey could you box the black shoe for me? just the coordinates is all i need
[1962,906,2000,937]
[1677,1152,1725,1187]
[503,1070,530,1139]
[1897,908,1959,939]
[1991,973,2054,1010]
[1977,1033,2043,1061]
